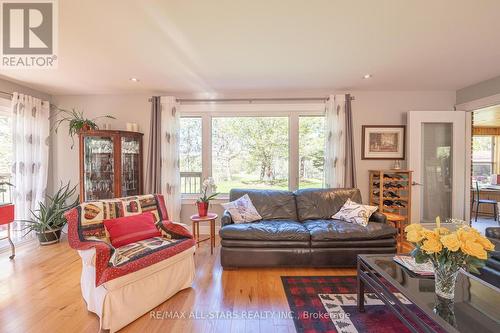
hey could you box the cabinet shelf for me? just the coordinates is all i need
[369,170,413,232]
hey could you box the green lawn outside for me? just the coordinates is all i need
[215,175,323,193]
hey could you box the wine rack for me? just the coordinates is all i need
[369,170,412,249]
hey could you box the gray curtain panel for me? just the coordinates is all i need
[344,94,356,188]
[145,96,162,193]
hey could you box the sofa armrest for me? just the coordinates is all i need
[369,211,387,224]
[486,227,500,240]
[221,210,234,227]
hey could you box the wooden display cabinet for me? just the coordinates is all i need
[78,130,143,202]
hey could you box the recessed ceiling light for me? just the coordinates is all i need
[129,77,140,82]
[363,74,372,79]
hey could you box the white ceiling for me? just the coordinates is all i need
[1,0,500,96]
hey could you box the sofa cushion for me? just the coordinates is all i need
[310,238,396,248]
[229,189,298,221]
[220,220,309,241]
[110,237,185,266]
[303,219,397,241]
[294,188,362,221]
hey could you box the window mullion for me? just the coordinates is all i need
[289,113,299,191]
[201,114,211,182]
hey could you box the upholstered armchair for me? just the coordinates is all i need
[65,194,196,332]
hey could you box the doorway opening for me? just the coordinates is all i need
[471,105,500,233]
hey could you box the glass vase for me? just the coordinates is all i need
[433,264,459,300]
[433,295,457,328]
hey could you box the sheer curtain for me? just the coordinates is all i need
[11,92,50,220]
[160,96,181,222]
[324,94,356,188]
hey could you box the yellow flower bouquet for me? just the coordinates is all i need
[405,217,495,300]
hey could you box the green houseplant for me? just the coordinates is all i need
[196,177,219,216]
[22,182,79,245]
[51,107,115,148]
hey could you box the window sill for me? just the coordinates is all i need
[181,195,229,205]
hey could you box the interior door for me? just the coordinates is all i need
[407,111,471,225]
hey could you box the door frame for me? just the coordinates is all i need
[407,111,471,224]
[456,96,500,223]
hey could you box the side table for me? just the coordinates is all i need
[384,212,406,252]
[190,213,217,255]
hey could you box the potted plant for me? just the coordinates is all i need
[196,178,218,217]
[51,107,115,148]
[21,182,79,245]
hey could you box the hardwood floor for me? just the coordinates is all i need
[0,236,359,333]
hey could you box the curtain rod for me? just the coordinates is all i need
[0,91,13,98]
[176,97,329,103]
[148,96,357,103]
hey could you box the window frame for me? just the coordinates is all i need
[179,102,325,201]
[0,100,13,203]
[472,135,495,185]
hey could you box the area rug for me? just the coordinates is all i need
[281,276,444,333]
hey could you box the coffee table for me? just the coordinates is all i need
[357,254,500,333]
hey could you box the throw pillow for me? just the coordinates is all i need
[221,194,262,223]
[332,198,378,227]
[103,212,161,248]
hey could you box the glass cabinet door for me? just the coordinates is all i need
[121,137,140,196]
[83,136,115,201]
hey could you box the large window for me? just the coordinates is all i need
[212,117,289,193]
[179,104,326,195]
[472,135,494,186]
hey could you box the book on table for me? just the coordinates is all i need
[393,255,434,276]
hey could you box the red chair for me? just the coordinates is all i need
[0,204,15,259]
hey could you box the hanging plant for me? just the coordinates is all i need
[51,107,115,148]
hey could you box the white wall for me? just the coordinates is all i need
[350,91,456,201]
[50,91,456,227]
[0,77,51,101]
[50,94,151,194]
[456,75,500,105]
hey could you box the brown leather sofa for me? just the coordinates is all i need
[219,188,397,269]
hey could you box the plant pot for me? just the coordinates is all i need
[197,202,209,217]
[81,123,92,132]
[37,228,62,245]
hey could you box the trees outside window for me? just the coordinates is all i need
[212,117,289,193]
[179,117,202,193]
[179,112,326,195]
[299,116,325,188]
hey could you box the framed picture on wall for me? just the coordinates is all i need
[362,125,406,160]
